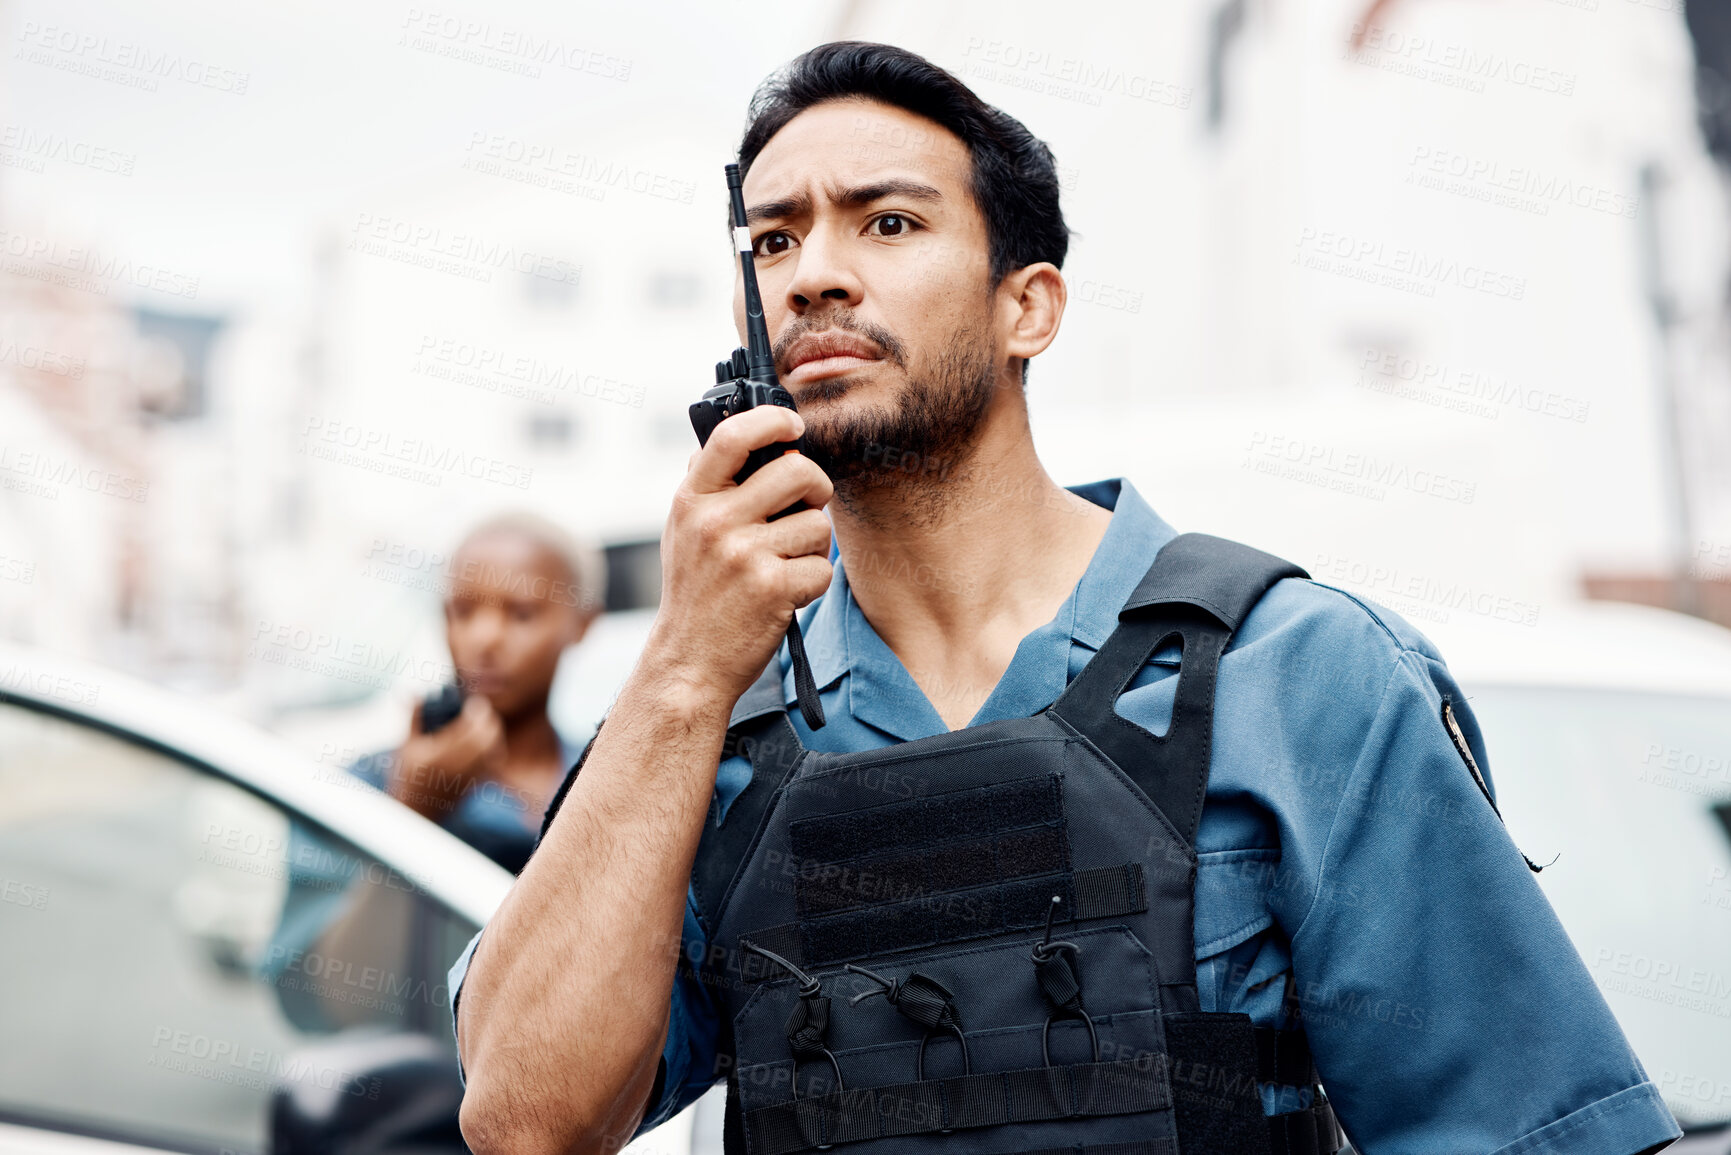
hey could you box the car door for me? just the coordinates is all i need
[0,695,477,1154]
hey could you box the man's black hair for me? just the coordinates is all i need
[737,41,1070,285]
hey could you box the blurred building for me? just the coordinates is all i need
[3,0,1731,742]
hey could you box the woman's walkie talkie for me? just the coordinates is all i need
[687,162,826,730]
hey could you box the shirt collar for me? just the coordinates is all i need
[763,478,1179,740]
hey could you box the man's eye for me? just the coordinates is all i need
[754,231,796,257]
[871,215,910,237]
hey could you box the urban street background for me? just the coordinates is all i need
[5,0,1731,1147]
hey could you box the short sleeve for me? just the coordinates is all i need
[1274,649,1681,1154]
[447,735,743,1134]
[448,927,483,1086]
[632,743,759,1137]
[631,890,725,1137]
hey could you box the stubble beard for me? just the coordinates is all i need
[796,323,999,528]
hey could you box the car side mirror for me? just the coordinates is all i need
[269,1030,467,1155]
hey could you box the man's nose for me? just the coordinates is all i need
[461,605,507,651]
[784,228,863,313]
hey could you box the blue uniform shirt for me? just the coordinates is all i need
[448,478,1680,1154]
[347,737,585,874]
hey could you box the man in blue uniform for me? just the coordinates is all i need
[447,42,1681,1155]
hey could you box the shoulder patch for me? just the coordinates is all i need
[1441,699,1498,816]
[1441,698,1551,874]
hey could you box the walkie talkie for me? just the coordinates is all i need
[688,163,826,730]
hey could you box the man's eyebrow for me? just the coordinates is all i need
[744,179,944,225]
[745,192,811,226]
[833,179,945,208]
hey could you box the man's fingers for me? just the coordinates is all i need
[730,450,833,524]
[783,555,834,608]
[441,706,495,765]
[686,406,805,494]
[749,508,832,560]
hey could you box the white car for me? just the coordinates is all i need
[0,636,710,1155]
[1415,599,1731,1153]
[3,596,1729,1153]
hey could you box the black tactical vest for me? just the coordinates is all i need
[671,533,1343,1155]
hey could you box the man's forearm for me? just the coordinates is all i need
[456,662,733,1155]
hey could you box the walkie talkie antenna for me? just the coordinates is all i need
[710,162,826,732]
[725,163,778,385]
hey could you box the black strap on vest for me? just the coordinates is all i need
[1046,534,1321,1155]
[744,1056,1171,1154]
[1048,533,1308,847]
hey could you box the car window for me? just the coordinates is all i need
[1469,686,1731,1130]
[0,699,478,1153]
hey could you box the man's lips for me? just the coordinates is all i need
[780,332,885,385]
[783,353,880,385]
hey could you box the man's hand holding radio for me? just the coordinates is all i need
[392,696,507,822]
[456,401,831,1155]
[646,403,834,713]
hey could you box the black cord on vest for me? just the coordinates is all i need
[785,615,826,730]
[1032,895,1099,1066]
[846,963,971,1082]
[740,939,844,1100]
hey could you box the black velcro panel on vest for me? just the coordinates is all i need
[740,863,1147,977]
[788,773,1062,863]
[743,1057,1171,1155]
[794,823,1069,916]
[788,772,1076,966]
[1162,1012,1274,1155]
[790,774,1067,918]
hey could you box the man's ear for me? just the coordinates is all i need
[999,262,1066,365]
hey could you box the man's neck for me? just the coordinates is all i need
[492,705,568,825]
[499,707,565,770]
[829,399,1112,730]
